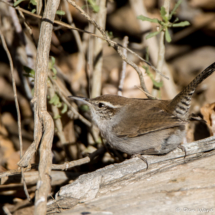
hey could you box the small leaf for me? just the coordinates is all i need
[137,15,159,24]
[146,31,160,39]
[87,0,99,13]
[173,17,179,23]
[14,0,25,7]
[31,88,34,96]
[30,0,37,6]
[152,80,163,88]
[56,10,65,15]
[61,103,68,114]
[169,0,182,20]
[165,29,171,42]
[92,5,99,13]
[23,66,35,78]
[49,94,60,105]
[56,102,62,108]
[160,6,168,22]
[172,21,190,27]
[51,56,55,66]
[54,115,61,119]
[52,68,57,76]
[31,9,36,14]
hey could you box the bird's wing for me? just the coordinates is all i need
[112,100,186,138]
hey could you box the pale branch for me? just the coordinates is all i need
[91,0,107,98]
[152,0,170,97]
[118,36,129,96]
[33,0,59,214]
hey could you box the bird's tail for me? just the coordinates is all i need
[167,62,215,120]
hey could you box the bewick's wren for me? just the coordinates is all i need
[70,63,215,157]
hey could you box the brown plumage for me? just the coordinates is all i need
[70,62,215,156]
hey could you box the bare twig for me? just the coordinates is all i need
[151,0,170,97]
[2,206,12,215]
[48,74,92,127]
[48,81,68,146]
[8,4,33,100]
[33,0,59,213]
[51,157,90,170]
[118,36,129,96]
[0,17,30,201]
[0,164,37,179]
[91,0,107,98]
[63,0,84,73]
[17,141,37,167]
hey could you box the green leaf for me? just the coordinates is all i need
[52,68,57,76]
[169,0,182,20]
[165,29,171,42]
[51,56,55,66]
[56,102,62,108]
[49,56,56,70]
[31,9,36,14]
[160,6,168,22]
[30,0,37,6]
[87,0,99,13]
[54,115,61,119]
[56,10,65,15]
[152,80,163,88]
[31,88,34,96]
[172,21,190,27]
[173,17,179,23]
[23,66,35,78]
[92,5,99,13]
[146,31,161,39]
[14,0,25,7]
[61,103,68,114]
[49,94,60,106]
[137,15,159,24]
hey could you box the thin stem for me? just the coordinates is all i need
[152,0,170,97]
[0,17,30,201]
[118,36,129,96]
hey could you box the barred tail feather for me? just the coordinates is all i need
[168,62,215,120]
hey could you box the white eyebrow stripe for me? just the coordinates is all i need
[101,101,122,108]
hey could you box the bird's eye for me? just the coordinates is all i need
[98,103,105,108]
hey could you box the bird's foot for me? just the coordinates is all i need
[131,154,148,170]
[178,145,187,160]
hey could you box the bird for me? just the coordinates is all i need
[69,62,215,166]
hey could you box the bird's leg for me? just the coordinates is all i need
[131,154,149,170]
[178,144,187,159]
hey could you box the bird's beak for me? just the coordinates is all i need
[68,96,90,105]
